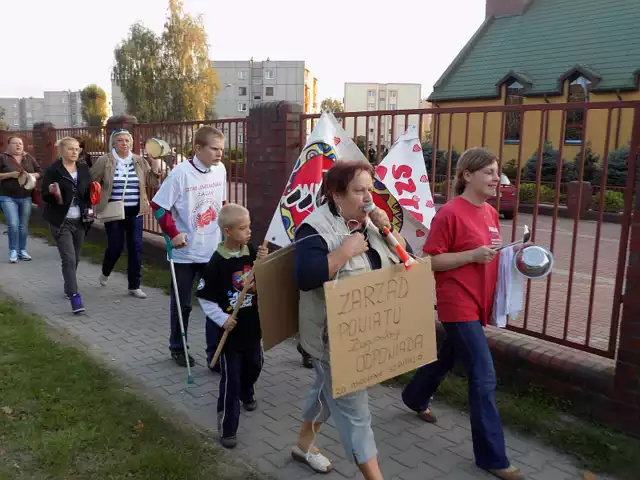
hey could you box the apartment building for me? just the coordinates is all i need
[0,98,21,129]
[44,90,84,128]
[343,83,422,148]
[20,97,45,129]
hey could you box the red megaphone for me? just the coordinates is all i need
[90,182,101,206]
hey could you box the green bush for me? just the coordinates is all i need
[434,181,445,194]
[422,143,460,177]
[539,186,556,203]
[592,146,630,188]
[522,143,564,183]
[501,159,519,181]
[519,184,536,203]
[592,190,624,213]
[562,142,601,183]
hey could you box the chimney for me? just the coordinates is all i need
[486,0,529,18]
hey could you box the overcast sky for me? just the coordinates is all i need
[2,0,485,101]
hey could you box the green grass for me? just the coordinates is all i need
[388,371,640,479]
[0,299,259,480]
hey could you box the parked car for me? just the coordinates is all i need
[488,174,516,219]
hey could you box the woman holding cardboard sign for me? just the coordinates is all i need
[401,148,524,480]
[291,160,410,480]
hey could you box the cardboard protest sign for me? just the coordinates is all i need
[254,244,300,351]
[324,259,437,398]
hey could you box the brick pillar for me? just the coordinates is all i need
[246,102,303,245]
[105,115,139,153]
[32,122,56,170]
[614,106,640,435]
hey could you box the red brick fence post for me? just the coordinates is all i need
[613,106,640,435]
[245,102,303,244]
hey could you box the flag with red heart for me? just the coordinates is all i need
[373,125,436,253]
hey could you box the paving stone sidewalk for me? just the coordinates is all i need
[1,233,598,479]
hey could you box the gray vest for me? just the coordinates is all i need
[298,203,400,359]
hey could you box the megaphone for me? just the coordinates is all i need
[145,138,171,158]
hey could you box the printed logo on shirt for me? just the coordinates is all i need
[190,198,221,234]
[488,225,502,246]
[227,266,256,310]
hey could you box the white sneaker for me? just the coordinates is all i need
[129,289,147,299]
[99,274,108,286]
[291,445,332,473]
[9,250,18,263]
[18,250,32,261]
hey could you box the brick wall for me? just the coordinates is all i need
[246,102,303,244]
[32,122,56,170]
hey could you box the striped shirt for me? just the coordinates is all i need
[110,163,140,207]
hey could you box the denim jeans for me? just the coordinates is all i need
[169,262,207,351]
[0,196,32,252]
[50,218,85,296]
[402,321,509,471]
[102,212,143,290]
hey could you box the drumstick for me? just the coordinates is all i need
[209,239,269,369]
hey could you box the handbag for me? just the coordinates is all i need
[98,161,129,223]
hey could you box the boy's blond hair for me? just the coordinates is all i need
[218,203,250,230]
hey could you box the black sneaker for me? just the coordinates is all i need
[220,436,237,449]
[70,294,85,314]
[243,397,258,411]
[297,343,313,369]
[171,351,195,367]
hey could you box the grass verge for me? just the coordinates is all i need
[0,298,258,480]
[388,370,640,479]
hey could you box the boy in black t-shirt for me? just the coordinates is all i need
[196,203,268,449]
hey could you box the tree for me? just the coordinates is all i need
[80,84,109,126]
[0,105,5,120]
[112,0,220,122]
[320,98,344,113]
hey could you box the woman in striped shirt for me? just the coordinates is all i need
[91,129,161,298]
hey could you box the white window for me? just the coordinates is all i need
[61,97,66,103]
[238,134,243,144]
[238,86,247,96]
[367,103,375,111]
[389,104,397,110]
[265,86,274,96]
[389,90,397,99]
[237,71,248,80]
[264,69,275,80]
[367,90,376,98]
[238,102,248,112]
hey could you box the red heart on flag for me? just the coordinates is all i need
[416,229,426,237]
[376,165,388,181]
[420,174,428,183]
[412,195,420,203]
[425,200,434,208]
[334,136,341,145]
[412,144,421,152]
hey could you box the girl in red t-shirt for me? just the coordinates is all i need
[402,148,524,480]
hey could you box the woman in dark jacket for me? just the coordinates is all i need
[41,137,93,314]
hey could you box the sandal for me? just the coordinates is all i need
[291,445,332,474]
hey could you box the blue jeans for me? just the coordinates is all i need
[0,196,32,252]
[402,321,509,471]
[102,212,143,290]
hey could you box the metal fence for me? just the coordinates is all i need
[301,102,640,358]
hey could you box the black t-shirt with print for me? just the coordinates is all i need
[196,243,262,351]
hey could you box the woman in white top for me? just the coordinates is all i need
[91,129,161,298]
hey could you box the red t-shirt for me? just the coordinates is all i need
[423,196,502,326]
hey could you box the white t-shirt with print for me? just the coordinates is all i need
[152,157,227,264]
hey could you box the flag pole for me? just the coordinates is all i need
[209,239,269,369]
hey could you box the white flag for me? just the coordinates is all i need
[372,125,436,253]
[265,112,366,246]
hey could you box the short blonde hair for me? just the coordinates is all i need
[218,203,249,229]
[194,125,224,148]
[109,129,134,149]
[57,136,79,156]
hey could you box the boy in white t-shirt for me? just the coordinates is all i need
[151,126,227,368]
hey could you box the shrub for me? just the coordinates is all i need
[592,190,624,213]
[592,146,630,188]
[522,142,565,183]
[501,158,519,181]
[422,143,460,176]
[562,142,601,183]
[433,181,446,194]
[539,185,556,203]
[519,184,536,203]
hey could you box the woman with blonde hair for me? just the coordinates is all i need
[0,136,41,263]
[401,148,524,480]
[91,129,161,298]
[41,137,94,313]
